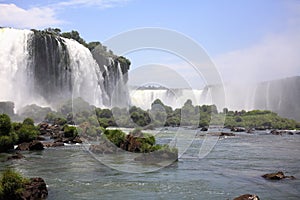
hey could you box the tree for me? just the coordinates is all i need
[61,30,88,47]
[22,118,34,126]
[0,114,11,136]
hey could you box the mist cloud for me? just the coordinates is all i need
[214,2,300,84]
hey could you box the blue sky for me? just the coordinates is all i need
[1,0,300,88]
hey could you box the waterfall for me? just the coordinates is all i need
[131,76,300,121]
[0,28,35,109]
[110,62,129,107]
[0,28,130,111]
[129,88,205,109]
[62,38,107,107]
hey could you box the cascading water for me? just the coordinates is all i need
[131,76,300,121]
[111,63,129,107]
[62,38,107,106]
[0,28,35,109]
[0,28,130,111]
[129,88,205,109]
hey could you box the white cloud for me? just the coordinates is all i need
[0,3,62,29]
[0,0,130,29]
[56,0,130,9]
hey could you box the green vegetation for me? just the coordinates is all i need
[0,114,11,136]
[32,28,115,56]
[0,169,28,200]
[63,125,78,138]
[103,128,176,154]
[40,97,300,135]
[0,114,40,152]
[0,114,15,152]
[116,56,131,66]
[12,118,39,144]
[103,129,126,147]
[224,110,300,129]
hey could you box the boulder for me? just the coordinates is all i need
[89,140,117,154]
[72,136,82,143]
[255,126,268,131]
[209,132,235,136]
[233,194,260,200]
[6,152,24,160]
[21,177,48,199]
[29,140,44,150]
[43,142,64,148]
[262,171,295,180]
[16,143,30,151]
[221,132,235,136]
[200,127,208,131]
[271,130,294,135]
[36,135,46,141]
[134,149,178,163]
[231,127,246,132]
[16,141,44,151]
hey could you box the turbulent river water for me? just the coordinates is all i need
[1,129,299,200]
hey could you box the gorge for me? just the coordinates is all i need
[0,28,299,122]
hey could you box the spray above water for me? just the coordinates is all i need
[0,28,130,111]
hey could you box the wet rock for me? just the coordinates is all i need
[288,132,294,135]
[29,140,44,150]
[43,142,64,148]
[231,127,246,132]
[36,135,46,141]
[271,130,281,135]
[16,140,44,151]
[246,128,254,134]
[271,130,294,135]
[72,136,82,143]
[134,149,178,163]
[89,140,117,154]
[262,171,295,180]
[16,143,30,151]
[255,127,268,131]
[221,132,235,136]
[200,127,208,131]
[209,132,235,136]
[233,194,260,200]
[21,177,48,199]
[6,152,24,160]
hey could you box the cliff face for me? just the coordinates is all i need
[253,76,300,121]
[0,28,130,110]
[29,31,72,104]
[91,47,130,107]
[203,76,300,121]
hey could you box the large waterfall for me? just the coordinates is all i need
[0,28,129,110]
[129,88,211,109]
[130,76,300,121]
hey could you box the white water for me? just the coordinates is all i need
[111,63,129,107]
[0,28,36,109]
[129,89,207,109]
[62,38,107,107]
[0,28,112,110]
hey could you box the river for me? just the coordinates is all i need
[1,129,299,199]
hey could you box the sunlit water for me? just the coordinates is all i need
[1,130,299,200]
